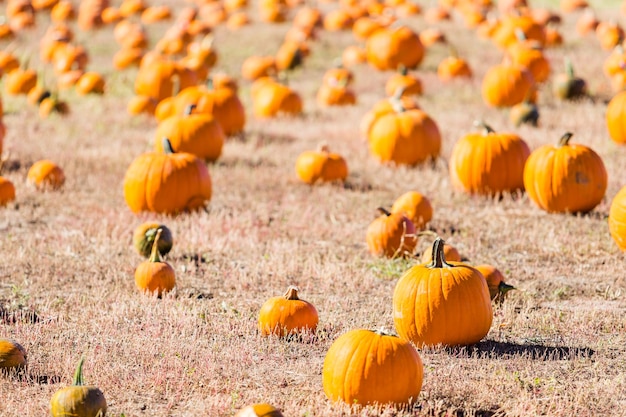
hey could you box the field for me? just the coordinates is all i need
[1,0,626,416]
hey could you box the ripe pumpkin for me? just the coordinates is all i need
[295,145,348,184]
[553,58,586,100]
[393,238,493,347]
[366,207,417,258]
[258,286,319,337]
[133,222,173,258]
[0,177,14,206]
[134,228,176,296]
[474,264,516,302]
[390,191,433,230]
[437,52,472,81]
[481,62,534,107]
[449,122,530,196]
[154,104,224,162]
[366,25,424,71]
[506,39,550,83]
[252,79,303,118]
[0,339,26,371]
[609,185,626,251]
[523,133,607,214]
[235,404,284,417]
[27,160,66,191]
[605,90,626,145]
[241,56,277,81]
[123,138,212,214]
[50,357,107,417]
[359,88,420,138]
[384,65,422,97]
[316,81,356,106]
[4,66,37,95]
[322,329,423,406]
[75,71,105,95]
[368,102,441,166]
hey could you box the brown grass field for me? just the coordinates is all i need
[1,0,625,416]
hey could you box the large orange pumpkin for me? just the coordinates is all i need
[393,238,493,347]
[123,138,212,214]
[366,25,424,71]
[481,62,535,107]
[449,122,530,195]
[322,329,423,406]
[523,133,607,213]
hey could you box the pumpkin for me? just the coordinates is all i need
[134,228,176,296]
[127,95,157,115]
[393,238,493,347]
[258,286,319,337]
[133,222,173,258]
[154,104,224,162]
[134,60,195,103]
[366,25,424,71]
[560,0,588,12]
[4,66,37,95]
[252,79,303,118]
[437,51,473,81]
[0,176,15,207]
[576,9,598,36]
[316,81,356,106]
[51,0,75,21]
[492,14,546,49]
[596,21,624,51]
[449,121,530,196]
[510,99,539,127]
[420,240,461,263]
[75,72,105,95]
[553,58,587,100]
[241,56,277,81]
[609,185,626,251]
[481,62,534,107]
[0,339,26,371]
[390,191,433,230]
[342,45,367,67]
[113,47,144,70]
[235,404,284,417]
[295,145,348,184]
[384,65,422,97]
[523,132,607,214]
[27,160,65,190]
[474,264,516,302]
[141,5,171,23]
[182,81,246,137]
[39,95,70,118]
[418,27,446,47]
[506,38,550,83]
[359,87,420,138]
[605,90,626,145]
[322,329,423,406]
[50,357,107,417]
[366,207,417,258]
[368,101,441,166]
[322,9,353,31]
[0,51,20,76]
[123,138,212,214]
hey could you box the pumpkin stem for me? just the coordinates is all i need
[557,132,573,147]
[514,27,527,42]
[206,76,214,91]
[389,89,406,113]
[564,57,575,78]
[149,229,163,263]
[162,138,175,154]
[317,142,330,153]
[184,104,197,115]
[428,237,451,269]
[473,120,494,134]
[448,44,459,59]
[376,207,392,217]
[72,357,85,386]
[372,327,395,337]
[499,281,516,294]
[397,64,408,76]
[283,286,300,300]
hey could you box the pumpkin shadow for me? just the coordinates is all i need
[447,340,595,361]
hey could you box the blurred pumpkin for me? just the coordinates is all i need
[390,190,433,230]
[27,160,65,190]
[0,177,16,206]
[295,145,348,184]
[366,25,424,71]
[235,404,284,417]
[474,264,516,302]
[481,62,535,107]
[75,71,105,95]
[384,65,422,97]
[606,90,626,144]
[609,185,626,251]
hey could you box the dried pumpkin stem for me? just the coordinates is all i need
[397,64,408,76]
[162,138,175,154]
[283,286,300,300]
[372,327,395,337]
[473,120,494,134]
[564,57,575,78]
[557,132,574,147]
[72,357,85,386]
[376,207,392,217]
[428,237,451,269]
[149,229,163,263]
[184,104,197,115]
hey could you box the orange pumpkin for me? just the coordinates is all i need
[27,160,65,191]
[0,177,16,206]
[366,207,417,258]
[474,264,516,302]
[420,240,461,263]
[252,79,303,118]
[295,145,348,184]
[75,71,105,95]
[123,138,212,214]
[241,56,277,81]
[481,62,534,107]
[608,185,626,251]
[0,339,27,371]
[390,191,433,230]
[523,133,607,214]
[258,287,319,337]
[366,25,424,71]
[234,404,284,417]
[134,228,176,296]
[606,90,626,144]
[384,65,422,97]
[4,66,37,95]
[359,88,420,138]
[449,122,530,196]
[437,51,473,81]
[393,238,493,347]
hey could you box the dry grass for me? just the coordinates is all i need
[1,1,626,416]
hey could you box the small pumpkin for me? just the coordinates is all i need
[474,264,516,302]
[0,339,26,371]
[316,79,356,106]
[252,79,303,118]
[523,132,607,214]
[258,286,319,337]
[366,207,417,258]
[75,71,105,95]
[50,357,107,417]
[235,404,284,417]
[449,121,531,196]
[134,228,176,296]
[127,95,157,116]
[509,99,539,127]
[608,185,626,251]
[393,238,493,347]
[0,176,13,206]
[295,145,348,184]
[322,328,423,406]
[359,87,420,138]
[553,58,587,100]
[4,65,37,95]
[384,65,422,97]
[366,25,424,71]
[133,222,173,258]
[481,62,535,107]
[605,90,626,145]
[437,50,473,81]
[123,138,212,214]
[390,191,433,230]
[241,56,277,81]
[27,160,65,190]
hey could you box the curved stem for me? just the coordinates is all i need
[72,357,85,386]
[149,229,163,263]
[184,104,197,115]
[499,282,516,294]
[473,120,495,135]
[428,237,451,269]
[564,57,575,78]
[377,207,392,217]
[557,132,573,147]
[162,138,175,154]
[283,286,300,300]
[397,64,408,76]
